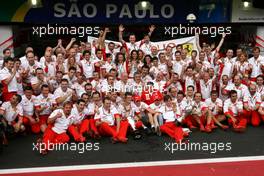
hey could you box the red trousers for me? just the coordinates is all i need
[89,118,99,134]
[226,111,247,128]
[243,110,264,126]
[39,115,49,125]
[160,122,184,142]
[23,117,41,134]
[68,119,89,141]
[42,127,69,151]
[183,115,207,128]
[98,120,129,139]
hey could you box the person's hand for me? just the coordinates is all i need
[222,32,226,38]
[104,27,110,33]
[149,25,156,33]
[119,25,125,32]
[12,65,17,74]
[56,112,63,118]
[71,38,76,43]
[58,39,62,45]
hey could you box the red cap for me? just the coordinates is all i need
[153,92,162,101]
[134,95,141,101]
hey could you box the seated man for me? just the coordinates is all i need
[149,92,164,135]
[224,90,247,132]
[120,92,143,139]
[95,97,129,143]
[54,79,77,107]
[243,83,262,126]
[0,94,25,135]
[132,95,156,134]
[159,95,188,143]
[39,101,74,154]
[20,86,40,133]
[205,90,229,130]
[183,92,213,133]
[68,99,90,142]
[35,85,57,133]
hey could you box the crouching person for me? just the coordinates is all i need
[224,90,247,132]
[95,97,129,143]
[159,95,188,143]
[0,94,25,139]
[39,101,73,154]
[184,92,213,132]
[68,99,90,142]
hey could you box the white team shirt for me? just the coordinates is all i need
[80,59,95,78]
[54,87,73,106]
[94,106,119,126]
[49,109,73,134]
[248,55,264,78]
[0,67,18,92]
[35,93,56,115]
[0,102,23,122]
[70,104,88,125]
[159,105,177,122]
[225,83,249,100]
[131,102,149,114]
[205,98,223,115]
[21,95,36,116]
[243,92,261,108]
[223,99,243,116]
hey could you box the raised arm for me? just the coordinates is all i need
[66,38,76,51]
[98,27,110,49]
[195,33,202,52]
[118,24,126,44]
[215,32,226,52]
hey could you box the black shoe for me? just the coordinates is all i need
[151,127,156,134]
[133,130,142,140]
[144,127,152,135]
[111,137,118,144]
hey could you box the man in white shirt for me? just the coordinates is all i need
[31,68,49,95]
[0,94,25,133]
[35,85,57,133]
[42,51,56,78]
[218,49,234,79]
[183,92,213,132]
[80,50,95,81]
[243,83,262,126]
[159,95,187,143]
[224,75,249,100]
[224,90,247,132]
[0,57,18,102]
[62,67,77,88]
[39,101,73,154]
[205,90,229,130]
[68,99,90,142]
[248,47,264,81]
[54,79,77,107]
[19,47,33,69]
[95,97,129,143]
[20,86,40,133]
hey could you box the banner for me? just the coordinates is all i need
[87,36,197,56]
[0,0,231,24]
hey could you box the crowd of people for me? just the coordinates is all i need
[0,25,264,155]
